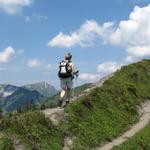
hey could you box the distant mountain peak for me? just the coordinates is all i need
[23,82,58,98]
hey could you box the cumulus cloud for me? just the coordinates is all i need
[48,20,114,48]
[27,59,42,68]
[97,61,122,75]
[0,46,15,63]
[0,0,33,15]
[48,4,150,63]
[79,73,100,82]
[27,59,53,72]
[110,4,150,62]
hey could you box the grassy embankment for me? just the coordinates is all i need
[0,60,150,149]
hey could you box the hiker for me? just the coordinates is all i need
[58,52,78,108]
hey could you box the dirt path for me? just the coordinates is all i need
[42,73,114,125]
[42,107,63,125]
[98,101,150,150]
[42,73,150,150]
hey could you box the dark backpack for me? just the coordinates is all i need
[58,60,72,78]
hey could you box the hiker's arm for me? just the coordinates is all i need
[71,63,76,73]
[71,63,79,77]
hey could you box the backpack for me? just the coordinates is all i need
[58,60,72,78]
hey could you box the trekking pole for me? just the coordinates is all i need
[72,70,79,98]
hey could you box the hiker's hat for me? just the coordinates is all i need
[65,52,72,60]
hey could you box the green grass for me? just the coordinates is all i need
[63,59,150,149]
[0,111,64,150]
[0,135,15,150]
[113,122,150,150]
[0,59,150,149]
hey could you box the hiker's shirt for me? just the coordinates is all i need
[69,62,76,75]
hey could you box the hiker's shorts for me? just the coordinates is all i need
[60,77,73,89]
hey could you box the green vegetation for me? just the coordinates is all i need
[63,59,150,149]
[0,135,15,150]
[0,111,64,150]
[0,59,150,149]
[113,122,150,150]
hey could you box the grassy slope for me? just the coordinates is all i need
[63,59,150,149]
[0,60,150,150]
[0,111,64,150]
[113,122,150,150]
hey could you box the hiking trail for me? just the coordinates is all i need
[42,72,150,150]
[97,101,150,150]
[42,73,114,125]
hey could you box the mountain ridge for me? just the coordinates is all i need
[0,82,58,113]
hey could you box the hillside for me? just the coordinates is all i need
[3,88,44,113]
[0,59,150,150]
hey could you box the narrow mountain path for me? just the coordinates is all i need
[12,135,25,150]
[42,73,114,125]
[97,100,150,150]
[42,73,150,150]
[42,74,150,150]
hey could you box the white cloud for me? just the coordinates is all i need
[48,20,113,48]
[79,73,100,82]
[97,62,122,75]
[48,3,150,63]
[0,0,33,15]
[27,59,53,72]
[27,59,42,68]
[0,46,15,63]
[110,4,150,62]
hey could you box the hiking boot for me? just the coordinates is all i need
[61,100,70,108]
[61,101,66,108]
[66,100,70,105]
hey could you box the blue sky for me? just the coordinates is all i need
[0,0,150,89]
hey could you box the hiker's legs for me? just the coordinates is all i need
[59,79,67,107]
[59,78,73,107]
[65,79,73,104]
[66,88,71,101]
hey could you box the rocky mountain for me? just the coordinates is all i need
[0,82,58,113]
[3,87,44,113]
[23,82,57,98]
